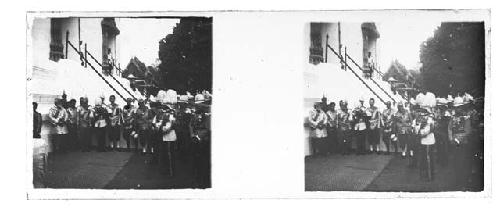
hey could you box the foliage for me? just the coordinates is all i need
[419,22,485,97]
[158,17,212,93]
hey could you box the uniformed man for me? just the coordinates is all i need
[394,102,413,158]
[308,102,328,156]
[66,99,78,151]
[33,102,42,139]
[149,101,163,162]
[435,103,453,166]
[107,95,122,151]
[134,99,151,154]
[367,98,382,154]
[450,101,475,189]
[336,100,352,155]
[414,106,436,181]
[48,98,69,153]
[189,106,211,188]
[77,97,93,152]
[381,101,396,154]
[153,104,177,176]
[325,102,338,154]
[122,98,136,151]
[176,104,194,161]
[92,97,109,152]
[353,99,368,155]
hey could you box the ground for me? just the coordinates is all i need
[40,149,209,189]
[305,143,483,192]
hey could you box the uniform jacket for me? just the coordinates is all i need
[308,109,327,138]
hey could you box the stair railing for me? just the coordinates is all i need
[65,33,126,101]
[344,52,396,103]
[84,46,137,101]
[325,44,385,103]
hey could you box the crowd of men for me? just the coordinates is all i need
[308,92,483,184]
[33,90,211,188]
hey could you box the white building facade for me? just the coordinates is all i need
[29,17,137,151]
[303,22,399,156]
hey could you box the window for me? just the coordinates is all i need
[49,18,64,62]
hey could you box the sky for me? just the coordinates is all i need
[118,18,180,67]
[115,18,439,72]
[378,21,441,72]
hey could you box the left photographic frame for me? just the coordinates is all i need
[28,13,212,190]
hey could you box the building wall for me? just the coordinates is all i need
[30,17,130,153]
[31,18,51,68]
[304,22,388,156]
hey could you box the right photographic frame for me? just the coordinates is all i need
[303,14,488,192]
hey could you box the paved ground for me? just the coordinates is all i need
[43,150,209,189]
[306,144,483,192]
[105,152,201,189]
[305,153,393,191]
[365,156,455,192]
[366,146,483,192]
[44,151,133,189]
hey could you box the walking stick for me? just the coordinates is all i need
[167,142,174,177]
[426,145,432,181]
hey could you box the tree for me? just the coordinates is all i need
[419,22,485,97]
[158,17,212,93]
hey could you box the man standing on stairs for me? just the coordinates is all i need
[107,95,122,151]
[366,52,375,78]
[367,98,382,154]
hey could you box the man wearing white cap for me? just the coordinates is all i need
[153,104,177,176]
[414,106,436,181]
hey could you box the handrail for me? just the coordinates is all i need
[373,67,384,79]
[67,40,126,101]
[373,66,410,102]
[344,53,396,103]
[85,50,137,100]
[326,44,385,103]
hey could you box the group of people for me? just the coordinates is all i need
[33,90,211,187]
[308,91,483,182]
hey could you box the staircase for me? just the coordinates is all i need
[64,32,138,105]
[325,44,399,106]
